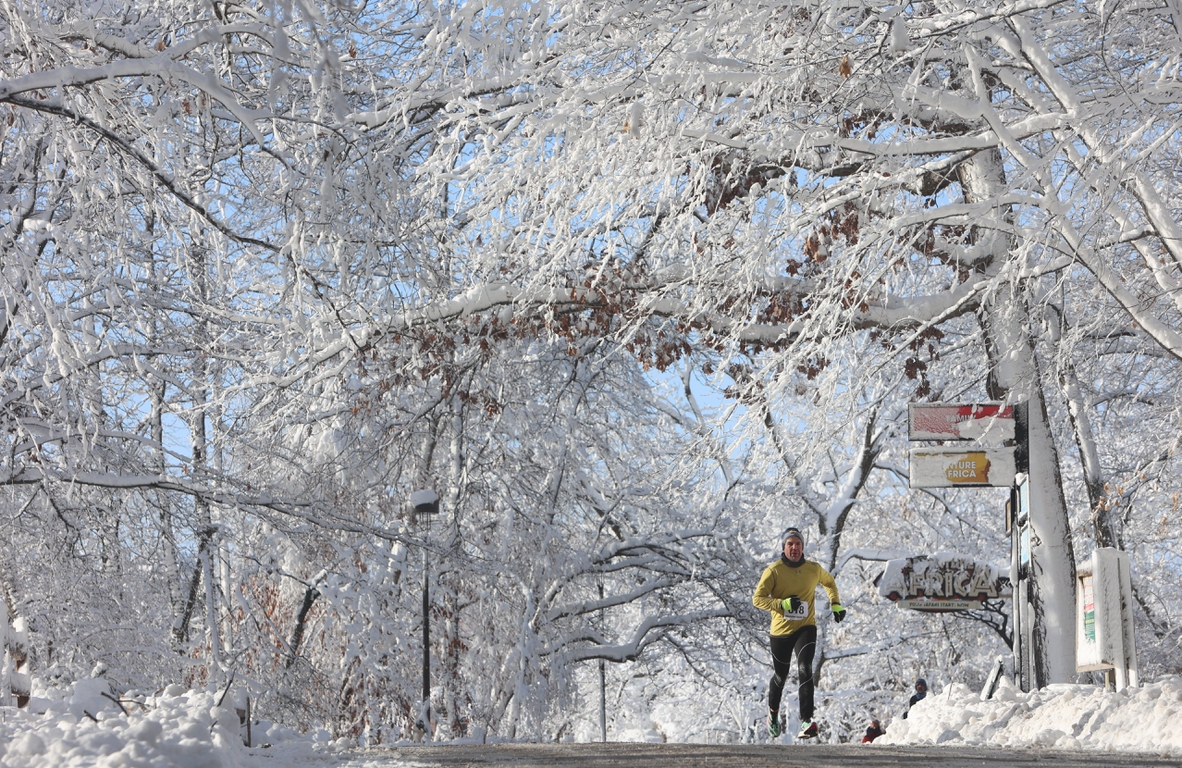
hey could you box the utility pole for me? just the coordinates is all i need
[412,489,440,739]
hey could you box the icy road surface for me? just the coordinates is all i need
[287,743,1182,768]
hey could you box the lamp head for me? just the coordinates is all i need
[411,489,440,519]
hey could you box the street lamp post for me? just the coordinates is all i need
[411,489,440,740]
[598,583,607,742]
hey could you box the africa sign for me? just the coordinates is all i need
[909,447,1016,488]
[876,554,1012,612]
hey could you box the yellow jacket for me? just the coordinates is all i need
[752,558,841,636]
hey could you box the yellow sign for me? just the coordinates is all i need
[944,452,990,483]
[909,447,1016,488]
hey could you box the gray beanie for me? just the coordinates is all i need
[784,527,805,548]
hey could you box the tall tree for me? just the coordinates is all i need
[2,0,1180,742]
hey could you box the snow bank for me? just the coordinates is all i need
[0,680,254,768]
[880,675,1182,755]
[10,675,1182,765]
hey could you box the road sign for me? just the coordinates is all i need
[877,553,1012,613]
[909,403,1015,443]
[1076,548,1138,689]
[896,599,979,612]
[909,447,1016,488]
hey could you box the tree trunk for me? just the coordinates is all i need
[287,584,320,668]
[174,525,215,645]
[1050,318,1118,548]
[961,150,1076,686]
[190,243,221,670]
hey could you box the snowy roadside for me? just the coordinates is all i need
[3,676,1182,766]
[0,680,325,768]
[879,674,1182,756]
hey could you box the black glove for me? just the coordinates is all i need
[780,596,802,612]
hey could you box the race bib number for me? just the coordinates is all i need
[784,599,809,620]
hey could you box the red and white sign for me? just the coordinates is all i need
[909,403,1015,443]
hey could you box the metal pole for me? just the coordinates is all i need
[598,583,606,742]
[599,659,606,742]
[1012,404,1031,692]
[1010,485,1022,691]
[422,534,430,717]
[411,489,440,739]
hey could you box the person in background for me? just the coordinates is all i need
[751,527,846,740]
[903,678,928,719]
[861,718,885,743]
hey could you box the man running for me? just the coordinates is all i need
[752,527,846,739]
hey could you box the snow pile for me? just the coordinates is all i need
[880,675,1182,755]
[613,723,668,743]
[0,680,258,768]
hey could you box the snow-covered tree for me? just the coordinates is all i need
[2,0,1180,742]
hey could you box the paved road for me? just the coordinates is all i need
[359,742,1182,767]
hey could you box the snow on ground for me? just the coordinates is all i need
[0,679,324,768]
[880,674,1182,756]
[3,675,1182,765]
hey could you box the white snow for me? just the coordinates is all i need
[4,675,1182,765]
[410,489,440,507]
[880,675,1182,756]
[0,679,336,768]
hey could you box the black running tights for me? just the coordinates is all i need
[767,625,817,720]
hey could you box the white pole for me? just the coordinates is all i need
[0,597,9,708]
[1117,550,1138,688]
